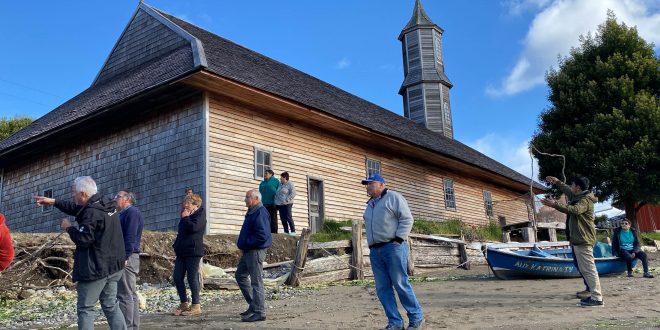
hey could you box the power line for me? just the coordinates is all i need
[0,91,56,109]
[0,77,64,99]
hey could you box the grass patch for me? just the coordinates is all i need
[641,231,660,242]
[309,219,354,242]
[413,218,502,241]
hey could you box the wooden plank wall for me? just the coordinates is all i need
[207,93,531,234]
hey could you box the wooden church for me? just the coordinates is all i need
[0,1,543,234]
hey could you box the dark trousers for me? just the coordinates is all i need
[264,204,278,233]
[235,249,267,317]
[572,246,590,291]
[277,204,295,233]
[620,249,650,273]
[173,256,202,304]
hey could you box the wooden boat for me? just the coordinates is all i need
[483,242,633,280]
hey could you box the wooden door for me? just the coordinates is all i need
[308,177,324,233]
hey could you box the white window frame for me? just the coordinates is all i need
[443,178,456,210]
[254,147,272,180]
[366,158,381,177]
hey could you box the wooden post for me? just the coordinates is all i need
[522,227,536,243]
[350,220,364,280]
[407,238,415,276]
[548,228,557,242]
[286,228,311,287]
[458,243,470,270]
[502,231,511,243]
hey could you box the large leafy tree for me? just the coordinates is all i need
[531,13,660,229]
[0,115,33,141]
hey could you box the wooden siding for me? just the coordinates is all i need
[95,8,188,85]
[3,97,204,232]
[206,94,531,234]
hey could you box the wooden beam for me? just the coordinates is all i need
[351,220,364,280]
[286,228,311,287]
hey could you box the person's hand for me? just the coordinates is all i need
[35,196,55,206]
[545,176,559,184]
[181,209,191,218]
[125,260,129,267]
[540,197,557,207]
[60,219,72,231]
[631,252,636,258]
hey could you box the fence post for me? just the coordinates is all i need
[407,238,415,276]
[286,228,311,287]
[350,220,364,280]
[458,243,470,270]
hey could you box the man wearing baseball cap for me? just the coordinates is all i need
[362,173,424,330]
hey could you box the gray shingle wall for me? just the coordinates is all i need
[2,97,204,232]
[95,9,188,85]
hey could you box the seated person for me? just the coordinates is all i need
[611,219,653,278]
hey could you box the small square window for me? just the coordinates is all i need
[254,148,272,179]
[366,159,381,177]
[42,189,53,213]
[483,190,493,217]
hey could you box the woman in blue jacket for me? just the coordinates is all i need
[172,194,207,316]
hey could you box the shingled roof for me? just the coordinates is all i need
[0,3,543,190]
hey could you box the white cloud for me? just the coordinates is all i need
[488,0,660,97]
[468,132,623,217]
[502,0,553,16]
[466,134,539,181]
[335,57,351,70]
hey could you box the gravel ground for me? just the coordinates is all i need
[0,282,316,330]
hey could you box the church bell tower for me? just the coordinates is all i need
[399,0,454,139]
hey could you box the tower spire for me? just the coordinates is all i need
[398,0,454,139]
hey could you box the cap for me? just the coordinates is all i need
[361,173,386,185]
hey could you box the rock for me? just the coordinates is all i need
[17,289,35,300]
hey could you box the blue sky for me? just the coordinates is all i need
[1,0,659,216]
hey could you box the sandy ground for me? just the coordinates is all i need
[126,263,660,330]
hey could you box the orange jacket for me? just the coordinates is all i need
[0,213,14,271]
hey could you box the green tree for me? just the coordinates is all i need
[531,12,660,230]
[0,115,33,141]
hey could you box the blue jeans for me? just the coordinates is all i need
[77,269,127,330]
[369,241,423,327]
[173,256,202,304]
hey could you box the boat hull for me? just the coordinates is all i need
[485,246,631,280]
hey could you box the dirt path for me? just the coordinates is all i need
[129,265,660,330]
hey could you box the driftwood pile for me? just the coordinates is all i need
[1,231,298,298]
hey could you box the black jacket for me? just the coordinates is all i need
[173,207,207,257]
[55,194,125,282]
[611,227,642,257]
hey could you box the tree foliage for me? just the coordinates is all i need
[531,12,660,228]
[0,116,33,141]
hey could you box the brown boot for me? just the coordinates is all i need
[173,302,190,316]
[181,303,201,316]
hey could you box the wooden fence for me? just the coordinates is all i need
[286,223,485,286]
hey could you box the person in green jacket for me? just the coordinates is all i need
[541,175,603,307]
[259,169,280,233]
